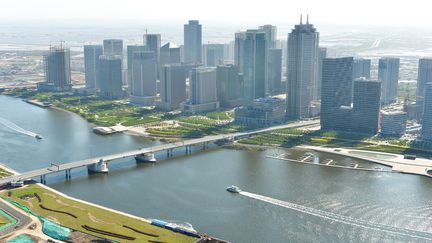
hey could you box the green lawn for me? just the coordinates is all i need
[3,184,196,243]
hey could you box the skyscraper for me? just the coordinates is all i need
[378,58,400,104]
[203,44,224,66]
[130,51,157,105]
[37,46,72,92]
[238,29,267,101]
[126,45,147,91]
[184,20,202,64]
[84,45,103,90]
[259,25,277,49]
[234,32,247,73]
[267,49,282,95]
[216,64,242,107]
[286,16,319,119]
[320,57,354,130]
[160,42,181,67]
[353,58,371,80]
[317,47,327,100]
[158,64,186,111]
[421,83,432,140]
[352,79,381,134]
[181,67,219,114]
[144,34,161,78]
[103,39,123,56]
[417,59,432,99]
[98,55,123,98]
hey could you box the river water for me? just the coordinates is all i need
[1,95,432,242]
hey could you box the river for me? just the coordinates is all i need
[1,95,432,242]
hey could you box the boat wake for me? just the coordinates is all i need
[0,117,40,138]
[240,191,432,241]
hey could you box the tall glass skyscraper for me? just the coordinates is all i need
[378,58,400,104]
[130,51,157,105]
[286,16,319,119]
[98,55,123,98]
[183,20,202,64]
[84,45,103,90]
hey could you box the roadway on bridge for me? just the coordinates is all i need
[0,120,319,185]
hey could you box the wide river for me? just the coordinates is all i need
[1,95,432,242]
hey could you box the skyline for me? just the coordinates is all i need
[1,0,431,27]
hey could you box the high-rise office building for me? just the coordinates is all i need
[103,39,123,56]
[84,45,103,90]
[259,25,277,49]
[98,55,123,98]
[181,67,219,114]
[381,111,407,137]
[378,58,400,104]
[234,32,247,73]
[130,51,157,105]
[353,58,371,80]
[184,20,202,64]
[267,49,282,95]
[421,83,432,140]
[286,16,319,119]
[216,64,243,107]
[126,45,147,91]
[157,64,187,111]
[417,59,432,99]
[160,42,181,66]
[203,44,224,66]
[37,46,72,92]
[317,47,327,100]
[144,34,161,78]
[237,29,267,101]
[352,79,381,134]
[320,57,354,130]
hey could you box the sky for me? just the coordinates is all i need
[1,0,431,27]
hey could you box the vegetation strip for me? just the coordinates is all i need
[123,225,159,237]
[82,225,136,240]
[39,204,77,218]
[34,193,41,203]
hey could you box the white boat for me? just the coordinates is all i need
[226,185,241,193]
[35,134,43,140]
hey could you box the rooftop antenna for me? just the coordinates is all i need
[307,15,309,24]
[300,14,303,24]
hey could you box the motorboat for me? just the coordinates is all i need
[35,134,43,140]
[226,185,241,193]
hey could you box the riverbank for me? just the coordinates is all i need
[0,164,198,242]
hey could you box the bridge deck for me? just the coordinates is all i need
[0,120,319,185]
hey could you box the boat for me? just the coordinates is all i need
[135,153,157,163]
[35,134,43,140]
[226,185,241,193]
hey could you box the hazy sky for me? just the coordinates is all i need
[1,0,430,26]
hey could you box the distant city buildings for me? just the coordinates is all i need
[378,58,400,104]
[353,58,371,80]
[235,29,267,101]
[380,111,407,137]
[84,45,103,90]
[286,16,319,119]
[317,47,327,100]
[184,20,202,64]
[421,83,432,140]
[320,57,354,131]
[160,42,181,66]
[143,34,161,78]
[216,64,243,107]
[129,51,158,106]
[126,45,147,92]
[157,64,186,111]
[203,44,224,67]
[37,46,72,92]
[181,67,219,114]
[267,49,282,95]
[235,97,285,126]
[98,55,123,98]
[103,39,123,56]
[416,59,432,121]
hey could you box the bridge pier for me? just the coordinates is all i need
[202,142,209,150]
[167,149,174,158]
[40,175,46,184]
[185,145,192,154]
[87,159,109,174]
[65,169,72,180]
[135,153,157,163]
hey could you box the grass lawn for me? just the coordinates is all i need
[2,184,196,243]
[0,168,13,179]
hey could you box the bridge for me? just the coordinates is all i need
[0,120,319,186]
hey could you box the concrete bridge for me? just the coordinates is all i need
[0,120,319,186]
